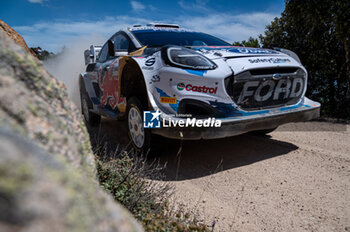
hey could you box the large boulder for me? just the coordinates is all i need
[0,28,143,231]
[0,127,143,232]
[0,19,37,57]
[0,29,94,175]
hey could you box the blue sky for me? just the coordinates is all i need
[0,0,285,52]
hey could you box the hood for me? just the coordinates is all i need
[192,46,283,59]
[192,46,302,74]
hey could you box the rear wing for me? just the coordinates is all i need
[84,45,101,65]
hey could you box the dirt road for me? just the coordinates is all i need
[90,121,350,231]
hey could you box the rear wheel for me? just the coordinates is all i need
[80,87,101,126]
[126,97,163,156]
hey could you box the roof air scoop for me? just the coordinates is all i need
[146,22,180,28]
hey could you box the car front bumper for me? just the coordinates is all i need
[152,98,320,140]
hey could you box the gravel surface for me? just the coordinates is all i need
[90,121,350,232]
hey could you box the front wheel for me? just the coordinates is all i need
[81,88,101,126]
[126,97,163,156]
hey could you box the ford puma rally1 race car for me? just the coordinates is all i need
[79,23,320,152]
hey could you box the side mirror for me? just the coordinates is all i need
[114,50,128,57]
[84,49,91,65]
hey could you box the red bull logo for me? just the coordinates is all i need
[99,60,126,110]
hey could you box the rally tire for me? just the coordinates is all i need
[80,87,101,127]
[126,97,163,156]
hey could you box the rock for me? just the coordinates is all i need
[0,19,37,57]
[0,29,95,176]
[0,29,143,231]
[0,127,143,232]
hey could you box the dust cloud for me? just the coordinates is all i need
[44,35,105,108]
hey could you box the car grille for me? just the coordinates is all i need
[225,67,306,111]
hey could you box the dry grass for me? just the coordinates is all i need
[94,142,210,231]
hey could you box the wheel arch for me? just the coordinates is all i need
[119,57,149,108]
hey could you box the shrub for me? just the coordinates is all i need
[95,144,210,232]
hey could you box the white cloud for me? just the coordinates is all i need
[13,16,150,52]
[130,1,145,11]
[176,1,277,42]
[13,12,278,52]
[178,12,277,43]
[28,0,47,4]
[178,0,211,13]
[149,5,157,11]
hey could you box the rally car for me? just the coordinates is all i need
[79,23,320,152]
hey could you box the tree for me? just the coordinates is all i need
[233,37,260,47]
[259,0,350,119]
[30,47,55,60]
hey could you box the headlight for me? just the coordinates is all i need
[162,46,217,70]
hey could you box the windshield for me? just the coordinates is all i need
[132,30,231,47]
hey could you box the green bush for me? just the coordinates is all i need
[259,0,350,119]
[95,145,210,232]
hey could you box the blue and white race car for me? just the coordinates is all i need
[79,23,320,152]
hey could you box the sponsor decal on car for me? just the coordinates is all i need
[99,61,126,110]
[238,77,304,104]
[142,66,154,70]
[229,47,278,54]
[145,57,156,66]
[151,74,160,82]
[177,83,217,94]
[155,87,179,112]
[248,58,291,64]
[177,83,185,90]
[160,97,177,104]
